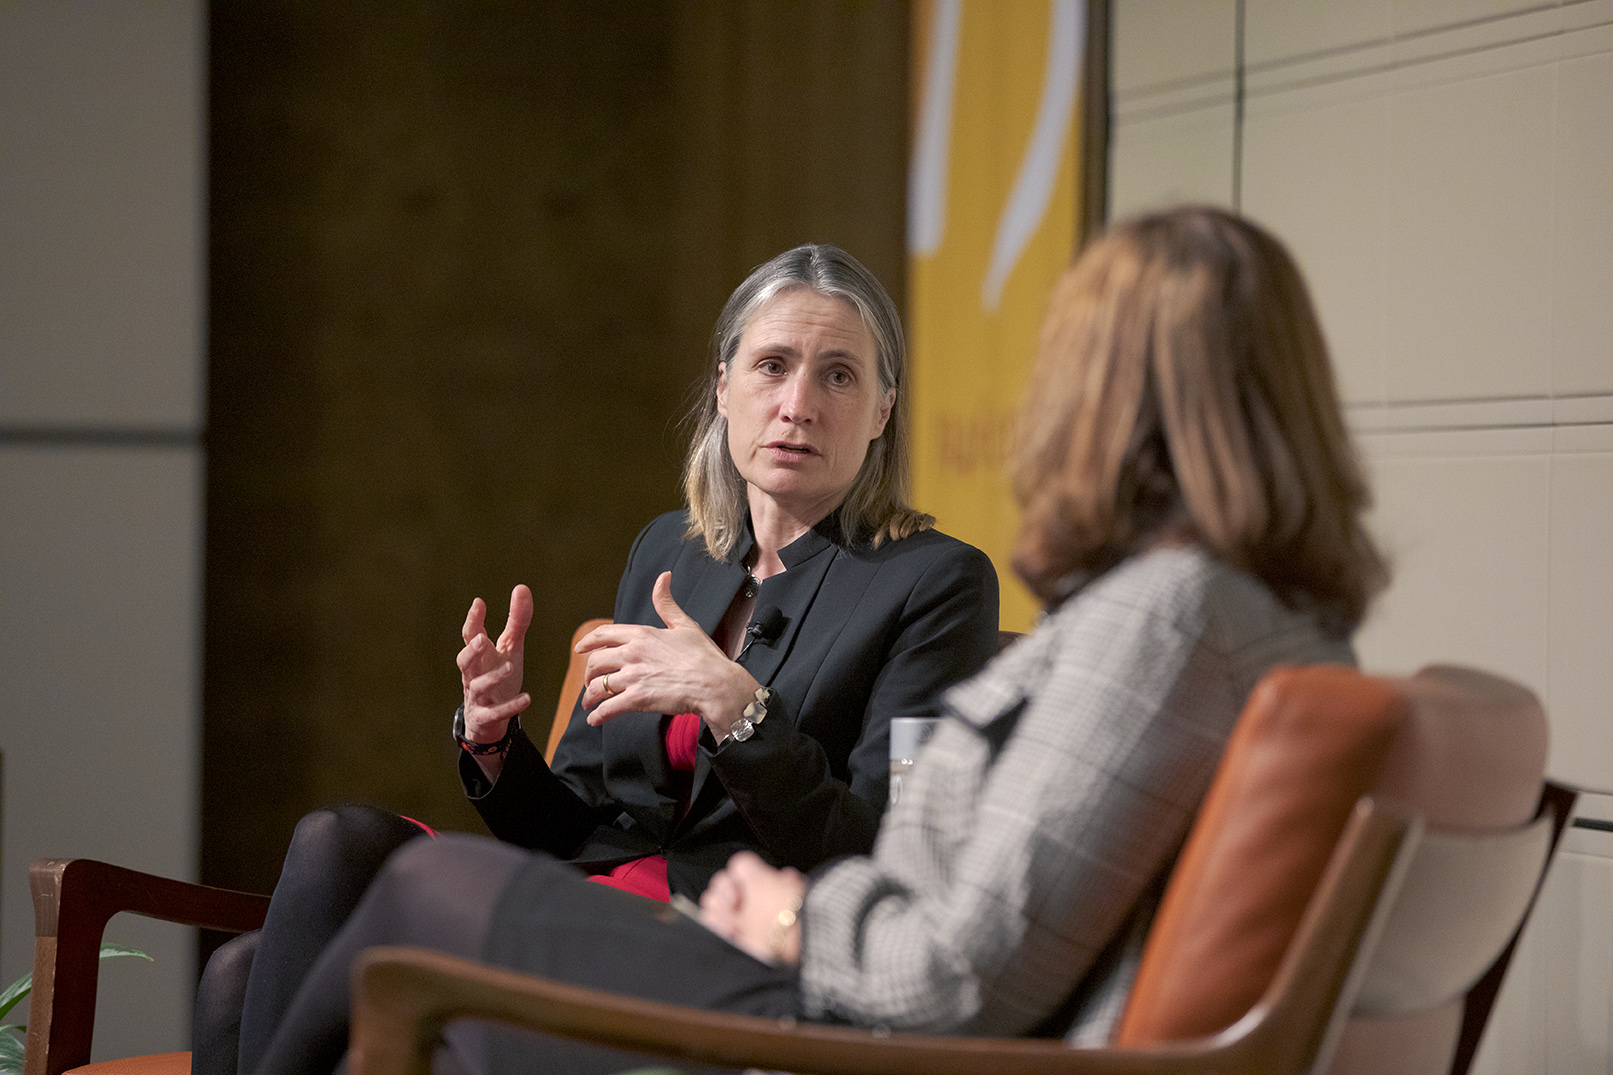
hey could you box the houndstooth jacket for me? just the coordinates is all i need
[797,545,1355,1041]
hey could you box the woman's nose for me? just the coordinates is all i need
[779,373,819,423]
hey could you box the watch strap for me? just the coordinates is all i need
[454,705,519,756]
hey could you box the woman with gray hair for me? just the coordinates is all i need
[194,244,998,1075]
[452,242,999,900]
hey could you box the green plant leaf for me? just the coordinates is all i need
[0,972,29,1022]
[98,942,154,963]
[0,1025,25,1075]
[0,944,150,1023]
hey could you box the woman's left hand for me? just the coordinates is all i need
[576,571,760,736]
[700,851,806,965]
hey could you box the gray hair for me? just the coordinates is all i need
[683,243,932,560]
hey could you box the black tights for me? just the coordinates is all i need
[252,833,524,1075]
[193,805,452,1075]
[199,807,799,1075]
[254,837,797,1075]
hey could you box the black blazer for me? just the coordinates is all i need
[462,510,999,897]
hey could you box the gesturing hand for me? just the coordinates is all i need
[457,584,534,747]
[700,851,806,965]
[575,571,759,739]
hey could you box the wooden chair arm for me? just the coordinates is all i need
[350,800,1415,1075]
[546,618,613,763]
[25,858,270,1075]
[351,947,1166,1075]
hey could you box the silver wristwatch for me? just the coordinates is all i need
[728,687,775,743]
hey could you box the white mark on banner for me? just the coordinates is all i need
[908,0,963,257]
[981,0,1082,311]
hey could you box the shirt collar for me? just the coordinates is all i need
[730,510,846,570]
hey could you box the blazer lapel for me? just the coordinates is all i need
[673,540,750,636]
[683,525,843,820]
[731,549,836,689]
[601,533,752,840]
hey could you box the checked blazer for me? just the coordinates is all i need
[798,545,1356,1041]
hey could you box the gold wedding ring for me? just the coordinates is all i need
[602,673,613,696]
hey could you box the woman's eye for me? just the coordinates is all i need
[827,369,853,386]
[759,359,785,375]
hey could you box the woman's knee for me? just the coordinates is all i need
[280,805,425,888]
[376,833,521,893]
[288,804,412,858]
[361,835,526,947]
[264,806,426,926]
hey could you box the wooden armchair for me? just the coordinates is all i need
[23,861,270,1075]
[24,620,609,1075]
[347,664,1573,1075]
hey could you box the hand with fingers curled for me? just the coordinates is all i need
[699,851,806,966]
[456,583,535,774]
[574,570,762,742]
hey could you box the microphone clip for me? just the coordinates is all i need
[737,606,785,661]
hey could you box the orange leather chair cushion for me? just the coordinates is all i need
[1117,665,1403,1045]
[65,1052,191,1075]
[1115,664,1547,1047]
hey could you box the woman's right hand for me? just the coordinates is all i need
[700,851,805,966]
[457,585,534,759]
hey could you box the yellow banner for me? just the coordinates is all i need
[909,0,1089,631]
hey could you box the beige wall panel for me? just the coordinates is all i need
[1386,63,1554,402]
[1392,0,1543,38]
[1243,96,1390,406]
[0,446,200,1059]
[1554,50,1613,396]
[0,2,203,429]
[1538,842,1613,1071]
[1470,882,1548,1075]
[1548,451,1613,791]
[1354,446,1549,695]
[1244,0,1392,66]
[1113,0,1236,94]
[1472,801,1613,1075]
[1110,105,1236,218]
[1565,0,1613,40]
[1391,2,1566,73]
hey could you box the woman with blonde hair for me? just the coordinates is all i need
[248,206,1387,1074]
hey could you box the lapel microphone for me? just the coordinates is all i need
[738,606,786,660]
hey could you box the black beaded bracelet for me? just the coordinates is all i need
[453,706,519,757]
